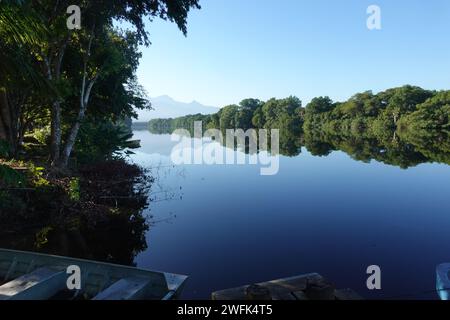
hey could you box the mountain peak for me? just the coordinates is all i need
[135,96,218,121]
[154,94,174,101]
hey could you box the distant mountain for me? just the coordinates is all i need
[135,95,218,121]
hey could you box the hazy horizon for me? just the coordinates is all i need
[135,94,218,121]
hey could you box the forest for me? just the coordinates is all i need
[148,85,450,167]
[0,1,200,263]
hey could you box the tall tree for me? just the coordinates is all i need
[0,1,49,156]
[30,0,200,167]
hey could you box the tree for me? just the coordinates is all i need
[219,105,239,129]
[0,1,50,156]
[380,85,434,124]
[305,96,335,115]
[30,0,200,167]
[251,107,265,128]
[399,90,449,131]
[235,99,263,130]
[261,96,302,129]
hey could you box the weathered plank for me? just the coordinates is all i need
[0,267,66,300]
[93,277,150,300]
[212,273,323,300]
[212,273,363,301]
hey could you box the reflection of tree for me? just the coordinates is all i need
[0,161,154,266]
[149,121,449,167]
[303,131,334,157]
[0,159,190,266]
[303,129,445,169]
[0,212,150,266]
[397,131,450,165]
[278,128,303,157]
[41,212,149,266]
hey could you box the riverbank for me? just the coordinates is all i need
[0,159,153,265]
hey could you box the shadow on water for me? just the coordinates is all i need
[0,161,157,266]
[0,157,187,267]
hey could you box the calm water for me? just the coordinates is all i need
[130,130,450,299]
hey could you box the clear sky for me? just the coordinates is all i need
[136,0,450,108]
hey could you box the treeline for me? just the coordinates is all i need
[149,85,448,136]
[148,85,449,165]
[304,86,448,139]
[149,96,304,134]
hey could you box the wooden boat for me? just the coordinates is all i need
[436,263,450,300]
[0,248,188,300]
[212,273,363,300]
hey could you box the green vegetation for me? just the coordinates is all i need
[1,0,200,167]
[0,0,200,262]
[149,85,450,167]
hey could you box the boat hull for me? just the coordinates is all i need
[0,248,187,300]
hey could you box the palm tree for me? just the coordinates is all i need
[0,1,49,155]
[0,0,48,84]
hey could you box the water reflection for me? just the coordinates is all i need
[0,161,153,266]
[148,125,449,169]
[134,127,450,299]
[2,126,449,299]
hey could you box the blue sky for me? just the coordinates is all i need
[136,0,450,108]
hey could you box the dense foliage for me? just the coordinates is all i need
[0,0,200,166]
[0,0,200,261]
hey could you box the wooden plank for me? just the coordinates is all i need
[0,267,66,300]
[212,273,364,301]
[212,273,323,300]
[93,277,150,300]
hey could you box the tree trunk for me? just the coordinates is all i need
[0,89,17,155]
[0,90,11,143]
[59,31,97,168]
[46,41,67,167]
[60,75,97,167]
[50,100,62,165]
[60,110,83,167]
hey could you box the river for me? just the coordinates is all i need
[129,129,450,299]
